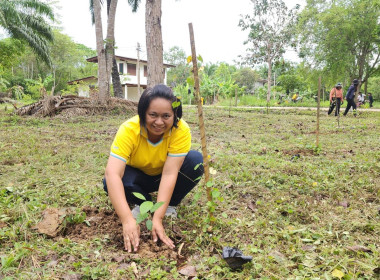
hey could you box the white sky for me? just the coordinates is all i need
[55,0,304,64]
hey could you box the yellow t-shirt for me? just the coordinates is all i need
[110,115,191,176]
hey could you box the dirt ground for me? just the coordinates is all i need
[56,207,186,262]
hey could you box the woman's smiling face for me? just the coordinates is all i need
[145,97,174,143]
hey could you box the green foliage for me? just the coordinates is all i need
[132,192,164,230]
[25,75,53,99]
[0,0,55,65]
[0,29,97,96]
[297,0,380,86]
[164,46,191,87]
[239,0,299,65]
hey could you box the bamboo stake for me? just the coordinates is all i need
[188,23,212,207]
[235,88,238,106]
[316,76,321,147]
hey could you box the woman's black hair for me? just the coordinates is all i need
[138,84,182,128]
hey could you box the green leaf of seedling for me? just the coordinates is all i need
[172,101,181,109]
[194,163,203,170]
[197,55,203,62]
[140,201,153,214]
[222,213,228,218]
[194,176,202,181]
[193,192,201,203]
[206,181,213,188]
[211,189,220,198]
[150,201,164,213]
[136,212,149,224]
[133,192,146,201]
[146,220,153,231]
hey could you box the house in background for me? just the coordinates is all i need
[67,76,98,98]
[67,55,175,102]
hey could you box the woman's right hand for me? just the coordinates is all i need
[122,219,140,252]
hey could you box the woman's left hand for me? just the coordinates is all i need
[151,218,175,249]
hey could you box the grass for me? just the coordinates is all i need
[216,95,380,109]
[0,104,379,279]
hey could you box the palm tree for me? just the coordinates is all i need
[0,0,55,66]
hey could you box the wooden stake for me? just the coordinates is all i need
[188,23,212,208]
[235,88,238,106]
[316,76,321,147]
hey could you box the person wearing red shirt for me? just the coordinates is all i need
[328,83,344,116]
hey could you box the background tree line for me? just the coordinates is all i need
[0,0,379,104]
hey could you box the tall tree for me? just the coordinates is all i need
[127,0,165,87]
[90,0,123,98]
[164,46,190,87]
[0,0,55,66]
[145,0,165,87]
[239,0,299,103]
[297,0,380,92]
[93,0,109,102]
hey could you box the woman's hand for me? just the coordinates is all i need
[122,219,140,252]
[151,218,175,249]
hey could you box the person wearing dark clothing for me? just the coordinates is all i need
[328,83,344,116]
[368,93,374,107]
[343,79,359,116]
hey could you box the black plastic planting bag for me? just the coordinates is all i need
[222,247,252,270]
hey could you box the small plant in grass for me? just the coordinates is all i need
[193,163,224,223]
[132,192,164,230]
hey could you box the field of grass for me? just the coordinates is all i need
[0,104,379,279]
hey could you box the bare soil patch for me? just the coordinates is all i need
[282,148,316,156]
[60,207,187,262]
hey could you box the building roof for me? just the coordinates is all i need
[86,55,176,68]
[67,76,97,85]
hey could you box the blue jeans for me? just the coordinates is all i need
[103,150,204,206]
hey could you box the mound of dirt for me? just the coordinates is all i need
[16,95,137,117]
[61,207,186,261]
[283,148,316,156]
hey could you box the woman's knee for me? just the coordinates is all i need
[182,150,204,177]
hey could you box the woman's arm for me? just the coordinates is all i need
[105,156,140,252]
[151,155,185,248]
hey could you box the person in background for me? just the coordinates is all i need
[103,84,204,252]
[357,92,365,107]
[343,79,359,116]
[292,92,299,103]
[368,93,374,107]
[328,83,344,116]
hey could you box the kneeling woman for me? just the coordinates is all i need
[104,84,203,252]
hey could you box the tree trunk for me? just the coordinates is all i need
[93,0,109,103]
[106,0,122,99]
[112,58,123,98]
[267,57,272,103]
[105,0,119,99]
[145,0,165,88]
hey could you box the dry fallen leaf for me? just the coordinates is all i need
[178,265,197,277]
[338,200,349,208]
[131,261,138,276]
[346,245,372,253]
[247,201,258,212]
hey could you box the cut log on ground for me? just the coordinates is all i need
[16,95,137,117]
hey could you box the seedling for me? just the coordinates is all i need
[132,192,164,230]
